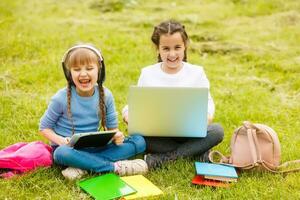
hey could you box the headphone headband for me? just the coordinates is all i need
[61,44,103,64]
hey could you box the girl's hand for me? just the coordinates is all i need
[39,129,71,146]
[123,111,129,125]
[207,115,213,125]
[62,137,71,145]
[113,131,125,145]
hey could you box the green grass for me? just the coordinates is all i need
[0,0,300,199]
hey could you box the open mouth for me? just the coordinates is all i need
[79,79,91,87]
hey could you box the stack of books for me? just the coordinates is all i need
[192,162,238,188]
[78,173,163,200]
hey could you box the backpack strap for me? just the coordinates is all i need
[208,150,230,164]
[276,160,300,174]
[251,126,261,162]
[0,171,18,179]
[208,150,257,169]
[258,160,300,174]
[246,127,258,167]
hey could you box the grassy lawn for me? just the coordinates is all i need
[0,0,299,199]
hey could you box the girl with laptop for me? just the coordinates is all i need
[122,20,224,169]
[39,44,148,180]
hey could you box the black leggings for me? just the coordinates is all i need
[144,123,224,158]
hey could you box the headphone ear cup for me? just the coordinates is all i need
[67,71,74,85]
[62,63,74,85]
[98,60,106,85]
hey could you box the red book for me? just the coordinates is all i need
[191,175,230,188]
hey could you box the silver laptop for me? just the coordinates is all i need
[128,86,208,137]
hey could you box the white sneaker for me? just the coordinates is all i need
[115,159,148,176]
[61,167,87,180]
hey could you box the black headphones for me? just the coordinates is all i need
[61,44,106,86]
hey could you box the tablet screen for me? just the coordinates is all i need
[69,130,117,149]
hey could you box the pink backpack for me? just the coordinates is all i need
[0,141,53,178]
[209,121,300,173]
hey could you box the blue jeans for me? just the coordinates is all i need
[53,134,145,173]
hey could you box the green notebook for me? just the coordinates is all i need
[78,173,136,200]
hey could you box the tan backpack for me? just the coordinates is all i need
[209,121,300,173]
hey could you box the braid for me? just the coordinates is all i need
[98,84,107,130]
[67,82,75,135]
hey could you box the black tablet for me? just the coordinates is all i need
[69,130,117,149]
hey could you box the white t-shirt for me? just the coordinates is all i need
[123,62,215,117]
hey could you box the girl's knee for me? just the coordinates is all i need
[209,123,224,143]
[128,134,146,153]
[53,145,73,163]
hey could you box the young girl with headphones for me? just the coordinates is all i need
[39,44,148,180]
[122,20,224,169]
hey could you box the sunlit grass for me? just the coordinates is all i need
[0,0,299,199]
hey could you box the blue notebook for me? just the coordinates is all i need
[195,162,238,178]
